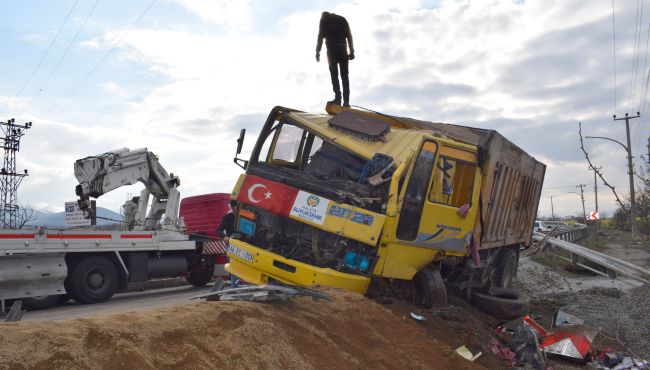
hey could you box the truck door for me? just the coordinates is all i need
[396,141,478,253]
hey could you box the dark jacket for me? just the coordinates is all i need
[316,13,354,53]
[216,212,235,238]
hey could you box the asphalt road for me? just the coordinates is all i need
[19,285,214,322]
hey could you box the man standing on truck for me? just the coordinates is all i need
[316,11,355,107]
[217,200,239,288]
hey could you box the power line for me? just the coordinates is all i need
[609,0,618,136]
[27,0,102,107]
[12,0,80,101]
[542,185,578,190]
[45,0,158,114]
[633,14,650,152]
[627,0,643,113]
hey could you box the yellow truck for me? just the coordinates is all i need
[226,104,545,307]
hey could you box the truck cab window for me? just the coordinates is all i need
[273,124,306,163]
[255,119,366,182]
[429,146,476,207]
[397,141,437,240]
[257,129,275,163]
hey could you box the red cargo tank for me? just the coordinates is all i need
[180,193,231,278]
[180,193,231,239]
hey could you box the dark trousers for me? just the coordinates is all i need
[327,48,349,102]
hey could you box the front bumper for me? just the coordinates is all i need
[225,239,370,294]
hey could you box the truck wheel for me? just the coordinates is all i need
[493,248,517,288]
[471,287,530,319]
[22,295,65,310]
[68,256,119,304]
[185,268,213,287]
[414,268,448,308]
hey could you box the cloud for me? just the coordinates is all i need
[170,0,252,28]
[5,0,649,220]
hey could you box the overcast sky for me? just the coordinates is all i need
[1,0,649,219]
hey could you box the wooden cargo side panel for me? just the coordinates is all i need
[479,132,545,249]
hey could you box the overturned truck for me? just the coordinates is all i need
[226,104,545,307]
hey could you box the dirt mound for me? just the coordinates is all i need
[0,289,482,370]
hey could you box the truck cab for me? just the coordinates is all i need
[225,105,543,307]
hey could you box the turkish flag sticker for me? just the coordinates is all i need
[237,175,298,216]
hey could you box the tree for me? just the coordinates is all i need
[16,204,39,229]
[614,161,650,239]
[578,122,627,210]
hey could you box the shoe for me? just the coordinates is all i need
[327,98,341,106]
[343,101,350,107]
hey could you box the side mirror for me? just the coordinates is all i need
[236,129,246,155]
[234,128,248,170]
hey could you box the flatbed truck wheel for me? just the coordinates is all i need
[493,248,517,289]
[68,256,119,304]
[185,268,213,287]
[22,295,66,310]
[414,267,448,308]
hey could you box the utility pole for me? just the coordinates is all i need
[0,118,32,229]
[576,184,587,222]
[614,112,640,238]
[590,165,602,235]
[548,195,555,220]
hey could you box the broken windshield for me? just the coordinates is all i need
[254,118,366,182]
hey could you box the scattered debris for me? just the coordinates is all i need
[590,349,650,369]
[495,316,546,369]
[409,312,426,321]
[490,336,516,366]
[192,283,331,302]
[493,311,650,368]
[553,310,584,327]
[455,345,482,361]
[540,324,597,362]
[509,320,545,369]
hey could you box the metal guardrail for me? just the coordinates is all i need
[532,231,650,284]
[549,225,589,243]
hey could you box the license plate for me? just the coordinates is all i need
[227,244,254,263]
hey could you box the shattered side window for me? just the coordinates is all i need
[257,129,274,163]
[397,141,437,241]
[272,124,306,163]
[429,146,476,207]
[307,136,323,161]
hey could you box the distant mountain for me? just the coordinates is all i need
[27,207,123,228]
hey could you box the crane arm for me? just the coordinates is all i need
[74,148,182,230]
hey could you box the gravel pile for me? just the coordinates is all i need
[515,257,650,358]
[620,283,650,357]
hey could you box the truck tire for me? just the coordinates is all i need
[68,256,119,304]
[185,268,213,287]
[22,295,65,310]
[414,267,448,308]
[493,248,517,288]
[471,287,530,319]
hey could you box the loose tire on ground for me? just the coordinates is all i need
[493,248,518,289]
[68,256,119,304]
[413,267,448,308]
[471,287,530,319]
